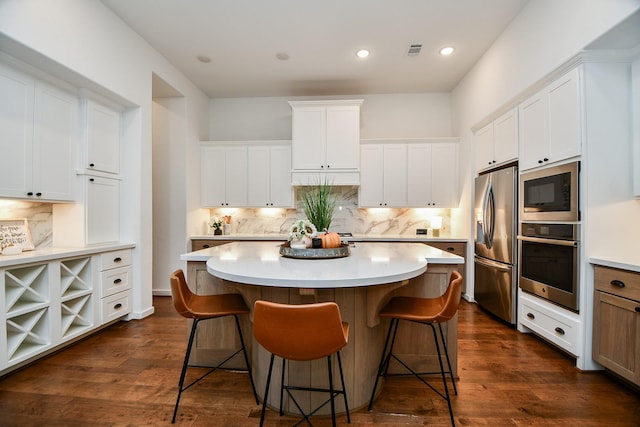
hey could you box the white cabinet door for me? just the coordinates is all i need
[430,144,458,207]
[519,91,547,171]
[474,122,494,172]
[86,100,120,175]
[0,63,34,199]
[291,106,325,170]
[269,145,293,207]
[32,82,77,201]
[359,144,384,207]
[493,107,518,165]
[247,145,270,207]
[382,144,407,207]
[325,105,360,170]
[547,67,581,163]
[86,176,119,244]
[224,146,248,206]
[201,146,227,206]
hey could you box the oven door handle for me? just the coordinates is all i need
[517,235,578,247]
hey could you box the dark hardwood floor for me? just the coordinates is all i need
[0,296,638,426]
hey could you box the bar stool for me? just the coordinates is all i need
[169,269,258,423]
[253,300,350,427]
[368,270,463,427]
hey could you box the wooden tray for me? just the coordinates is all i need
[279,242,350,259]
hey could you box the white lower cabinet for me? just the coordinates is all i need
[1,247,133,375]
[519,292,580,356]
[98,249,132,324]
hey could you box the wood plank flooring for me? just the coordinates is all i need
[0,297,638,426]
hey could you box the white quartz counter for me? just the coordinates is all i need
[589,257,640,273]
[0,243,136,267]
[181,241,463,288]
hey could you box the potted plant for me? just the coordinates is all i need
[208,216,224,235]
[301,179,336,232]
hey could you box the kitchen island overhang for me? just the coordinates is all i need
[179,241,463,415]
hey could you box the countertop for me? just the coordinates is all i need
[0,243,136,267]
[181,241,463,288]
[191,233,467,243]
[589,257,640,273]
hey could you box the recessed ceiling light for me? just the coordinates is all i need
[439,46,454,56]
[356,49,370,58]
[197,55,211,63]
[276,52,290,61]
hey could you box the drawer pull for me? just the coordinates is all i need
[113,278,122,284]
[113,257,122,263]
[114,303,123,310]
[203,244,210,248]
[554,327,565,335]
[635,307,640,313]
[527,312,535,319]
[610,279,626,288]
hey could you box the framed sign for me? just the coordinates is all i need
[0,219,34,251]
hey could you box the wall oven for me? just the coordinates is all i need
[518,223,579,312]
[520,161,579,222]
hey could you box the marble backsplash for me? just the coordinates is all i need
[0,201,53,248]
[208,186,454,237]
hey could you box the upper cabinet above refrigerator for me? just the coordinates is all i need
[474,107,518,173]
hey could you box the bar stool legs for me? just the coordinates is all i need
[171,315,258,423]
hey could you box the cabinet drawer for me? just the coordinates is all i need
[100,249,132,270]
[191,239,233,251]
[594,266,640,302]
[101,266,132,297]
[520,296,579,355]
[101,291,131,323]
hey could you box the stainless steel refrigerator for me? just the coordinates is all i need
[474,165,518,324]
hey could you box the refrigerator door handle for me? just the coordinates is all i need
[482,182,495,249]
[475,255,512,272]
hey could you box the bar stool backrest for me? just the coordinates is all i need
[253,301,348,361]
[170,269,195,319]
[434,270,464,323]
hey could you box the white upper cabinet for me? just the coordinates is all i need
[247,143,293,207]
[289,100,362,185]
[201,145,248,207]
[85,99,121,176]
[407,142,458,207]
[519,67,582,171]
[0,62,77,202]
[359,143,407,207]
[474,107,518,173]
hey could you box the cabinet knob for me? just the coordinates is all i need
[526,312,535,319]
[114,303,123,310]
[610,279,625,288]
[538,159,543,164]
[327,165,330,168]
[554,327,565,335]
[35,192,42,197]
[89,163,95,167]
[635,307,640,313]
[543,158,549,162]
[113,278,122,284]
[89,178,95,182]
[203,244,210,248]
[27,192,33,196]
[113,257,122,263]
[320,165,324,168]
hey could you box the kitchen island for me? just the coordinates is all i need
[180,241,463,415]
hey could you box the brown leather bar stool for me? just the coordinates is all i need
[368,270,463,427]
[253,300,350,427]
[169,269,258,423]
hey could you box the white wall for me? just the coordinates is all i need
[210,93,452,140]
[0,0,210,316]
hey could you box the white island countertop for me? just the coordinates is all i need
[181,241,463,288]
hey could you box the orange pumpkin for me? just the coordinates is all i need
[320,232,341,249]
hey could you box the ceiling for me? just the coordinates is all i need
[102,0,529,98]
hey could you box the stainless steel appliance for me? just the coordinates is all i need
[518,222,580,312]
[520,161,580,222]
[474,165,518,324]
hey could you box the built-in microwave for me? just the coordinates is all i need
[519,161,580,222]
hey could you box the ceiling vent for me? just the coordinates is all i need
[407,44,422,56]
